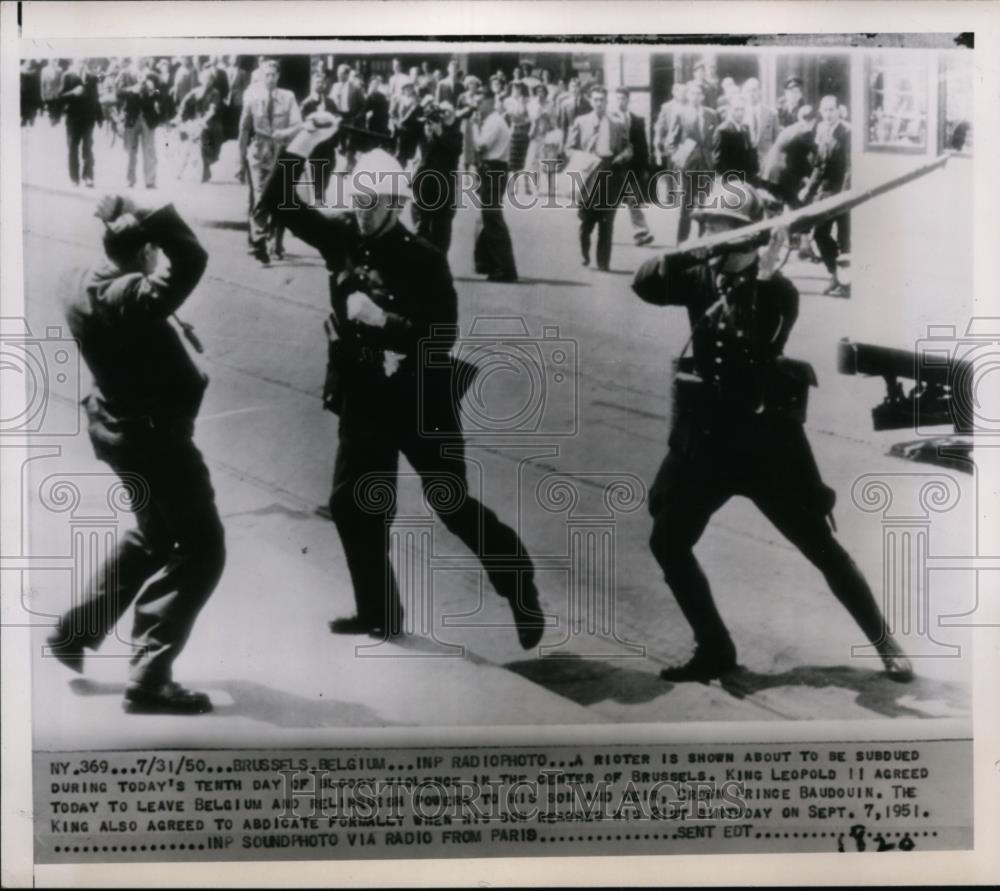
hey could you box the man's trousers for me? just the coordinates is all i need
[473,160,518,279]
[647,420,888,656]
[66,117,95,184]
[329,412,533,628]
[124,117,157,188]
[54,431,226,688]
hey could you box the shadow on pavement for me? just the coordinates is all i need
[200,219,249,232]
[70,678,391,728]
[453,275,586,288]
[504,654,671,706]
[718,665,969,719]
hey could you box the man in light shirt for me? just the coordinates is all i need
[471,88,518,282]
[238,60,303,264]
[566,86,633,271]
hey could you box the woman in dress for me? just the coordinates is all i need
[525,83,556,197]
[504,81,531,197]
[176,61,224,182]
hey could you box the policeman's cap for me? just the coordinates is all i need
[692,178,765,226]
[784,76,804,89]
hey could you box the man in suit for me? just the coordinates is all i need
[614,87,653,246]
[712,95,758,181]
[435,58,461,106]
[653,83,686,167]
[116,57,162,189]
[239,59,303,264]
[329,63,365,172]
[60,58,103,187]
[566,86,633,271]
[802,95,851,296]
[557,77,591,141]
[692,59,719,110]
[666,80,718,243]
[742,77,779,164]
[224,55,250,142]
[171,57,197,117]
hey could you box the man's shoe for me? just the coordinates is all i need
[329,614,403,638]
[123,681,212,715]
[596,263,610,272]
[46,633,84,674]
[487,272,517,283]
[635,232,654,246]
[508,581,546,650]
[251,243,270,266]
[877,637,914,683]
[83,178,94,188]
[272,244,285,261]
[659,646,738,683]
[823,280,850,297]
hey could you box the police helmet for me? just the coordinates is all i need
[344,149,413,202]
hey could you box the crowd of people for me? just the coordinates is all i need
[21,53,851,290]
[647,62,852,293]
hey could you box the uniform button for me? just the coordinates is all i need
[714,357,723,364]
[715,340,724,347]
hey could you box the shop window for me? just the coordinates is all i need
[865,55,928,153]
[939,53,973,156]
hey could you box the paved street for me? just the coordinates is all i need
[16,118,975,747]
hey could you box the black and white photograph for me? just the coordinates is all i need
[2,1,998,887]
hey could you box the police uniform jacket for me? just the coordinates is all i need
[631,252,803,446]
[63,205,209,446]
[259,153,458,430]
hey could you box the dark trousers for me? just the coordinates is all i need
[329,408,533,626]
[578,159,623,268]
[647,422,887,656]
[675,169,710,244]
[246,175,285,251]
[412,203,456,254]
[473,160,517,279]
[54,433,226,687]
[836,213,850,254]
[66,117,95,184]
[578,207,615,269]
[813,215,842,275]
